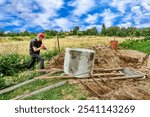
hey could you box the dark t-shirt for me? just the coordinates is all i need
[29,38,42,55]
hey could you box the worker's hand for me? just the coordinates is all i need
[41,44,47,50]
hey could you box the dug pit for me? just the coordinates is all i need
[47,45,150,100]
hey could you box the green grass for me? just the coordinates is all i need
[128,40,150,54]
[0,79,63,100]
[0,79,89,100]
[119,38,150,54]
[26,83,88,100]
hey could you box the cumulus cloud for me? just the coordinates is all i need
[136,22,150,28]
[111,0,138,13]
[0,0,64,30]
[100,9,118,27]
[54,18,74,31]
[131,6,142,15]
[118,22,132,28]
[0,0,150,31]
[85,13,99,24]
[69,0,95,16]
[141,0,150,11]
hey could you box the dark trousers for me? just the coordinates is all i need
[28,53,44,69]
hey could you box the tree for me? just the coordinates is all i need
[101,24,106,36]
[105,26,120,36]
[134,29,141,37]
[73,26,79,35]
[117,27,127,37]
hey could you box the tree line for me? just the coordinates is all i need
[0,24,150,37]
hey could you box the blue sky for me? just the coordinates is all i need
[0,0,150,32]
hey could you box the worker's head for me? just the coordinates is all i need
[37,33,45,41]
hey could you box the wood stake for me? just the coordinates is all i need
[12,81,67,100]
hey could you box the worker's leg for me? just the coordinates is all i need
[27,56,36,69]
[33,54,45,69]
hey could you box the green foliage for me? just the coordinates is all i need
[0,25,150,38]
[119,37,150,54]
[143,36,150,41]
[58,35,65,38]
[41,49,60,60]
[77,31,84,36]
[0,78,6,89]
[0,54,30,76]
[44,30,57,36]
[11,37,23,41]
[101,24,106,36]
[105,26,120,36]
[73,26,80,35]
[26,83,88,100]
[84,27,98,35]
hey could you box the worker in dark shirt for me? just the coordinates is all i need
[28,33,46,69]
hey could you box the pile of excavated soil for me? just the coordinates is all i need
[47,45,148,69]
[47,45,150,100]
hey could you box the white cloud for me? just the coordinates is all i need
[118,22,132,28]
[0,0,64,30]
[135,22,150,28]
[36,0,64,17]
[54,18,73,31]
[111,0,137,13]
[122,14,132,22]
[81,24,101,31]
[0,0,5,4]
[131,6,142,15]
[85,13,99,24]
[100,9,118,27]
[141,0,150,11]
[28,0,64,29]
[69,0,95,16]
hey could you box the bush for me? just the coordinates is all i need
[119,40,134,48]
[0,54,30,76]
[58,35,65,38]
[42,49,60,60]
[144,36,150,41]
[0,78,6,89]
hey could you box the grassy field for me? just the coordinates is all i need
[0,36,145,100]
[0,36,142,55]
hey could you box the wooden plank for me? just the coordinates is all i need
[0,79,36,95]
[92,73,125,77]
[36,75,74,80]
[91,78,106,91]
[0,71,61,95]
[12,81,67,100]
[34,71,61,79]
[50,68,63,72]
[34,69,52,72]
[78,79,102,98]
[107,75,145,80]
[93,68,124,72]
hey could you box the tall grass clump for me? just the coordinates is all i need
[0,53,30,76]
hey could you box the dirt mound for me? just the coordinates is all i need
[47,45,150,100]
[47,52,65,69]
[47,45,148,69]
[90,45,147,69]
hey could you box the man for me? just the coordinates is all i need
[28,33,46,69]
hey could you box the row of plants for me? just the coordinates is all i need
[119,36,150,54]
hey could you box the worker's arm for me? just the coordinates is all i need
[33,46,41,52]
